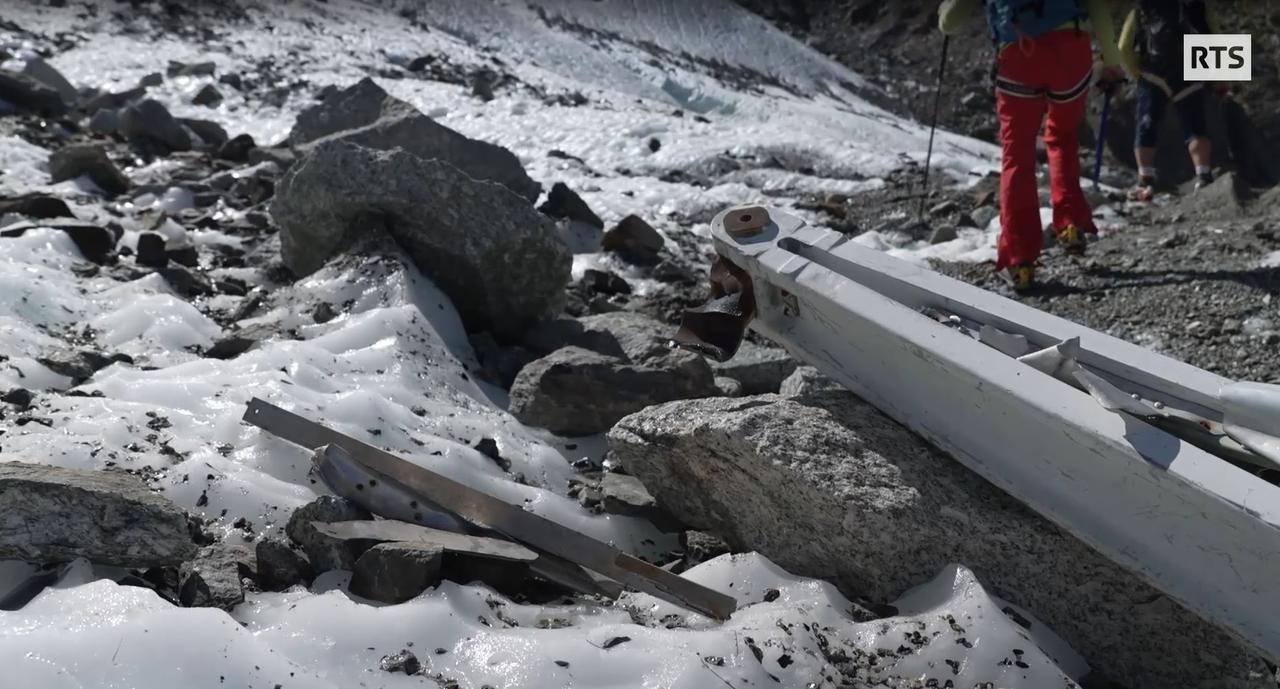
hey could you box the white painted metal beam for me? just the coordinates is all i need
[709,207,1280,659]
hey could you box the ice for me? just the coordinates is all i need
[0,554,1077,689]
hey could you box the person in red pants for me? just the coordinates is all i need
[938,0,1125,291]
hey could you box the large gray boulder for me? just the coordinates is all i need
[0,71,66,116]
[509,347,717,435]
[0,462,196,567]
[271,141,569,338]
[608,394,1271,689]
[289,78,540,202]
[48,144,132,196]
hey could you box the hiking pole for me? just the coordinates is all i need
[919,34,951,219]
[1093,90,1112,190]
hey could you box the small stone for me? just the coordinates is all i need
[284,496,372,572]
[217,133,257,163]
[581,269,631,296]
[138,72,164,87]
[2,388,33,409]
[135,232,168,268]
[537,182,604,230]
[350,542,444,604]
[255,538,313,591]
[601,215,664,266]
[191,83,223,107]
[312,301,337,324]
[714,376,744,397]
[179,543,252,611]
[48,144,131,196]
[648,138,661,152]
[929,200,959,216]
[167,60,216,78]
[473,438,510,472]
[379,649,421,675]
[0,194,73,220]
[928,225,959,244]
[969,206,998,229]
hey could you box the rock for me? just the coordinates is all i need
[156,264,213,298]
[601,214,665,266]
[600,472,679,530]
[138,72,164,87]
[14,56,76,104]
[191,83,223,107]
[968,205,998,229]
[311,301,337,324]
[1177,171,1250,218]
[48,144,131,196]
[37,350,123,385]
[508,346,717,435]
[713,376,743,397]
[0,194,74,220]
[218,73,242,90]
[469,332,538,388]
[247,146,295,170]
[119,99,192,153]
[135,232,168,268]
[0,462,196,567]
[217,133,256,162]
[927,225,958,244]
[779,365,844,397]
[349,542,444,604]
[521,317,626,358]
[608,395,1268,689]
[683,530,729,568]
[178,543,250,611]
[928,200,958,216]
[255,537,313,591]
[0,71,66,116]
[379,649,422,675]
[284,496,372,572]
[83,86,147,114]
[204,334,257,360]
[179,118,228,147]
[288,78,540,202]
[580,268,631,295]
[577,311,708,375]
[167,60,216,78]
[166,244,199,267]
[710,340,795,395]
[87,108,120,135]
[2,388,33,409]
[538,182,603,229]
[271,141,569,338]
[0,220,116,264]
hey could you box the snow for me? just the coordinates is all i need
[1263,250,1280,268]
[2,556,1078,689]
[0,1,1089,687]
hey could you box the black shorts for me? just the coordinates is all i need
[1135,77,1209,148]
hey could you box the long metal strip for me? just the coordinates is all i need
[243,398,736,620]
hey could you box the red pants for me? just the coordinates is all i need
[994,29,1096,269]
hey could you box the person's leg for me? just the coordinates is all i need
[1174,85,1213,186]
[995,89,1047,272]
[1042,29,1095,247]
[1133,79,1166,193]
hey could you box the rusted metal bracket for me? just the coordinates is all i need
[243,399,737,620]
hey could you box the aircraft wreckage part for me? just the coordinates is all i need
[310,520,538,562]
[243,399,736,620]
[311,443,468,533]
[312,444,618,599]
[700,205,1280,659]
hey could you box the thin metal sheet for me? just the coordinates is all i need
[311,519,538,562]
[243,399,737,620]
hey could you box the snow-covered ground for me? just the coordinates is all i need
[0,1,1088,687]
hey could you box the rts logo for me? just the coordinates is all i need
[1184,34,1252,81]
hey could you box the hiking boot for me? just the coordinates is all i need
[1000,263,1036,293]
[1055,224,1087,256]
[1195,172,1215,190]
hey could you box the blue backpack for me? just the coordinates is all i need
[984,0,1085,44]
